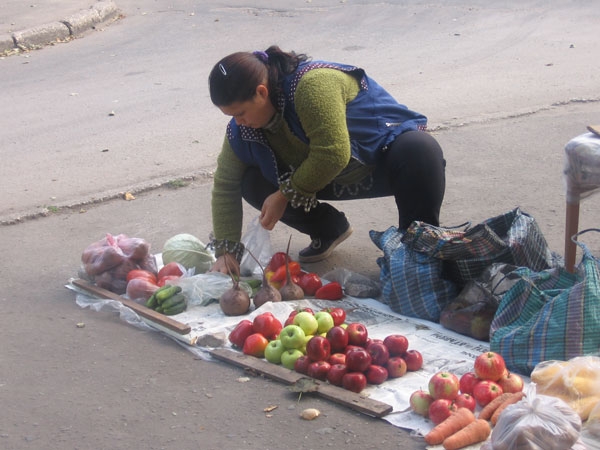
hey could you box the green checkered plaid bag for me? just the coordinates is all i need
[490,229,600,375]
[402,208,557,286]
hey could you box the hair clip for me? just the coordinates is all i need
[252,50,269,63]
[218,63,227,76]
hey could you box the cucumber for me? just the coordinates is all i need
[145,292,158,309]
[160,293,186,310]
[163,302,186,316]
[155,285,182,303]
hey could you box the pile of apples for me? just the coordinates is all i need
[228,308,424,394]
[409,351,524,424]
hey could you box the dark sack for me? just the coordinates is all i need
[402,208,557,286]
[370,226,459,322]
[439,263,520,341]
[490,230,600,376]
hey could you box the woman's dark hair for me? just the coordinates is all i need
[209,45,309,107]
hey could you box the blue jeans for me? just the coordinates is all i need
[241,130,446,239]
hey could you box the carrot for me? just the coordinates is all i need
[424,408,476,445]
[442,418,491,450]
[491,391,525,425]
[478,392,514,420]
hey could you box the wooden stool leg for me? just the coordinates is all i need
[565,200,580,273]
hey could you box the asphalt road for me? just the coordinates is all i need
[1,1,599,449]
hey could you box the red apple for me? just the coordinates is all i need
[345,348,372,372]
[404,349,424,371]
[328,353,346,365]
[326,363,348,386]
[454,393,476,412]
[366,341,390,366]
[365,365,388,385]
[365,338,384,347]
[307,360,331,381]
[342,372,367,393]
[252,312,282,340]
[323,307,346,326]
[428,371,460,400]
[284,310,298,327]
[386,356,408,378]
[305,335,331,362]
[472,380,504,407]
[344,345,364,355]
[346,322,369,347]
[497,372,524,394]
[326,325,349,353]
[410,390,434,417]
[228,319,254,349]
[383,334,409,356]
[293,355,311,375]
[459,372,481,396]
[242,333,269,358]
[428,398,458,425]
[474,351,507,382]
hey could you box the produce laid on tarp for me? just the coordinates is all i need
[71,211,600,450]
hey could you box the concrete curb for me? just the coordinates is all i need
[0,1,120,56]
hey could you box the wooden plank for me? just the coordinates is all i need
[210,348,393,418]
[70,278,192,335]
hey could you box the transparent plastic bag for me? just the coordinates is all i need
[581,401,600,450]
[530,356,600,421]
[173,272,253,307]
[487,383,582,450]
[240,216,272,278]
[321,268,381,298]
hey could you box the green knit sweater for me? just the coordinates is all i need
[211,68,373,253]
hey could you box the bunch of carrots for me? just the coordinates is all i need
[424,391,525,450]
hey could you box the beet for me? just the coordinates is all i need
[246,248,282,308]
[279,236,304,301]
[219,257,250,316]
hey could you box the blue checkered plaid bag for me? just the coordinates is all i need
[490,229,600,375]
[402,208,557,286]
[370,226,459,322]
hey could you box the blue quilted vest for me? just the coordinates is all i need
[226,60,427,185]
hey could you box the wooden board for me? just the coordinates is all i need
[210,348,393,418]
[70,278,192,335]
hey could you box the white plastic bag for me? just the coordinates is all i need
[173,273,253,307]
[487,383,582,450]
[240,216,272,278]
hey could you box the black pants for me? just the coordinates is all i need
[241,130,446,239]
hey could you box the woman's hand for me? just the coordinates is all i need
[210,253,240,276]
[259,190,289,230]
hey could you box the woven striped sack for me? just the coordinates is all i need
[370,226,459,322]
[489,229,600,376]
[402,208,557,287]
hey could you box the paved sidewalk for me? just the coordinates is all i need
[0,0,119,55]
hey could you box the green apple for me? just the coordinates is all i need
[279,325,306,349]
[293,311,318,336]
[264,339,285,364]
[314,311,335,334]
[340,323,348,329]
[281,348,304,369]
